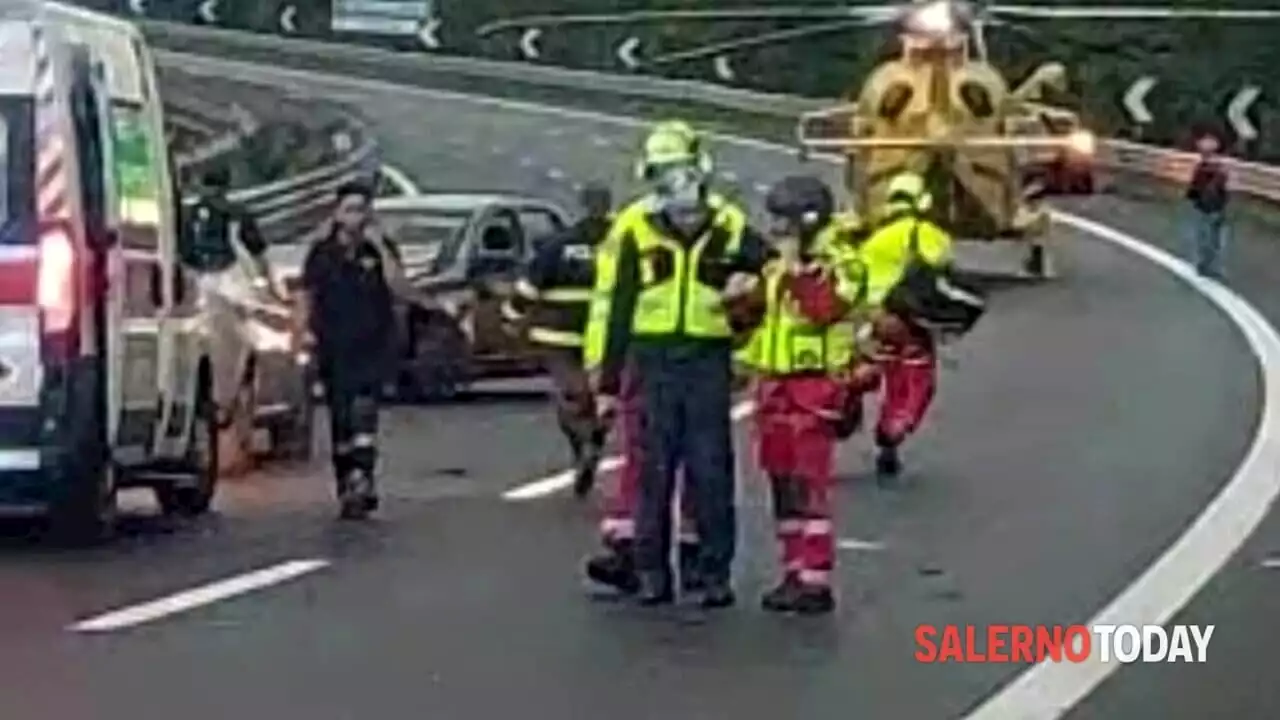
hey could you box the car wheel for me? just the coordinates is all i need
[408,320,470,402]
[156,376,220,517]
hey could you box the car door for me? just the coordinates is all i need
[465,207,524,357]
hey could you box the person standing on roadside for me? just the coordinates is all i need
[295,181,411,519]
[1185,132,1230,279]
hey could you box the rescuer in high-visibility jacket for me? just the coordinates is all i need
[502,183,614,497]
[583,120,770,607]
[858,171,954,481]
[583,189,701,598]
[738,175,868,614]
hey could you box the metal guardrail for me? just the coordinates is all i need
[139,19,1280,206]
[156,56,379,239]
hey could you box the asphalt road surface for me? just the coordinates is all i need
[2,54,1278,719]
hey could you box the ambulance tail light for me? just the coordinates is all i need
[37,222,79,360]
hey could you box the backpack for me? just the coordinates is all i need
[182,196,240,274]
[882,222,986,337]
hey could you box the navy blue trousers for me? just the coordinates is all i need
[631,342,737,587]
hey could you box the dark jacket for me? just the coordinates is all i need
[1186,158,1229,214]
[512,216,611,345]
[302,231,400,382]
[181,193,266,272]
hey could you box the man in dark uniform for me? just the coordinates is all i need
[181,166,270,280]
[502,183,613,497]
[296,181,406,519]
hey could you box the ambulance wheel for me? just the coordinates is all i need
[156,371,219,517]
[50,366,117,546]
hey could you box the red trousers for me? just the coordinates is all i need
[755,375,843,588]
[871,313,937,447]
[599,368,696,546]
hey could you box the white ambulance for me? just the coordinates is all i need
[0,1,217,542]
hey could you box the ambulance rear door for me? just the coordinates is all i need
[0,21,41,475]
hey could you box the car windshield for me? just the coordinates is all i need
[380,209,471,270]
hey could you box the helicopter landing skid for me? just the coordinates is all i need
[951,238,1057,282]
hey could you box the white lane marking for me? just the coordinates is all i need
[838,538,886,552]
[69,559,331,633]
[379,164,421,196]
[1260,557,1280,569]
[164,53,1280,715]
[753,182,770,195]
[519,156,535,168]
[965,214,1280,718]
[502,400,756,500]
[546,167,567,181]
[591,135,611,148]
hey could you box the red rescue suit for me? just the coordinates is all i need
[742,256,862,595]
[870,312,936,447]
[855,212,953,465]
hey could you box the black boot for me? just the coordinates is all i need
[793,585,836,615]
[678,542,704,593]
[875,444,901,485]
[572,441,601,498]
[585,542,641,595]
[338,470,374,520]
[760,575,806,613]
[635,571,675,606]
[698,580,736,609]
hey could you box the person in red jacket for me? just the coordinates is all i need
[741,175,868,614]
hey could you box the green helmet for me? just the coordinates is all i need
[635,120,713,180]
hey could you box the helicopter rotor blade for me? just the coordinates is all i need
[644,17,890,68]
[476,6,903,37]
[986,5,1280,21]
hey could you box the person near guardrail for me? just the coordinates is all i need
[501,182,613,498]
[295,181,408,520]
[1185,133,1230,279]
[584,121,770,607]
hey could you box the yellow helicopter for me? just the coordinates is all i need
[796,0,1103,278]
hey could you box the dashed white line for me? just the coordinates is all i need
[838,538,886,552]
[546,167,567,180]
[69,559,331,633]
[519,156,535,168]
[1260,557,1280,569]
[503,400,756,501]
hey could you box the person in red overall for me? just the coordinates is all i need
[856,172,954,482]
[742,175,868,614]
